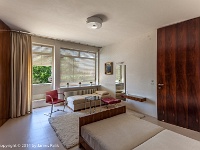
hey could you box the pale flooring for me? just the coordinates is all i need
[0,105,200,150]
[143,114,200,142]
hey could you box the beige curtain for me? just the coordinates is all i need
[11,32,32,118]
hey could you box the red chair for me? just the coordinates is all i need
[45,90,66,117]
[101,97,121,108]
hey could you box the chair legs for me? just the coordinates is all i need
[63,101,67,111]
[105,103,119,109]
[45,102,66,117]
[49,104,53,117]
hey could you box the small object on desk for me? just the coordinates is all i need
[90,82,92,85]
[122,94,146,102]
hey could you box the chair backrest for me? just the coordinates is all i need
[46,90,58,103]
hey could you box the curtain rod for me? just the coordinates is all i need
[0,29,101,49]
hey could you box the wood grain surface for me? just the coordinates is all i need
[0,19,11,127]
[157,17,200,131]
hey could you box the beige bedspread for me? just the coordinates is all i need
[81,113,164,150]
[133,129,200,150]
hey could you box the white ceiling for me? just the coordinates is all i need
[0,0,200,47]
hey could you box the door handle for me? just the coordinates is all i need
[158,84,164,86]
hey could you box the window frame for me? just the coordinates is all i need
[60,47,97,86]
[32,43,54,85]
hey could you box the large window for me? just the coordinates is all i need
[32,44,53,84]
[60,48,96,86]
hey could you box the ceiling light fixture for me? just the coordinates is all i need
[86,16,102,29]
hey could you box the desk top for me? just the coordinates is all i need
[122,94,146,102]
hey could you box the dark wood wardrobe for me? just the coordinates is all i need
[0,20,11,127]
[157,17,200,131]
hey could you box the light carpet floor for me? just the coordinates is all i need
[49,112,86,149]
[49,107,145,149]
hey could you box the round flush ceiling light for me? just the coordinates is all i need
[86,16,102,29]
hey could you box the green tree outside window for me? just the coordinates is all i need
[33,66,51,84]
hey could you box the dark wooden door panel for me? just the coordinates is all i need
[186,18,200,131]
[176,22,188,128]
[157,28,166,121]
[165,25,177,125]
[187,77,200,131]
[157,17,200,131]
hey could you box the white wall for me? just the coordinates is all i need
[99,30,157,117]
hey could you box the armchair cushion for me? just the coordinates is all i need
[46,98,65,104]
[101,97,121,104]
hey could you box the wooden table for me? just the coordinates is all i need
[122,94,146,102]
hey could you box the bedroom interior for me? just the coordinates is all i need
[1,0,200,150]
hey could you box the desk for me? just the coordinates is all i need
[122,94,146,102]
[85,96,101,114]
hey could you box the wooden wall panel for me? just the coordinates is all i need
[157,17,200,131]
[0,19,11,127]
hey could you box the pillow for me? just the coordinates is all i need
[95,91,109,95]
[116,90,123,93]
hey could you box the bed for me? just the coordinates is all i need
[67,91,111,111]
[79,106,200,150]
[134,129,200,150]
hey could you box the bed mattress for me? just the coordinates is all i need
[133,129,200,150]
[81,113,164,150]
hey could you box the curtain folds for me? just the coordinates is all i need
[11,32,32,118]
